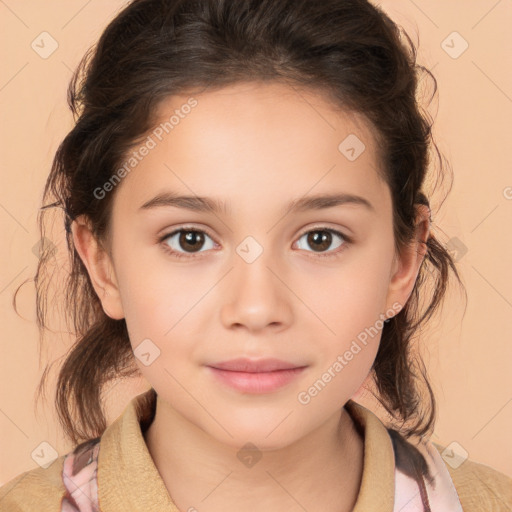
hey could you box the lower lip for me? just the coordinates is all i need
[206,366,307,394]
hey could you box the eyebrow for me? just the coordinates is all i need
[138,191,375,215]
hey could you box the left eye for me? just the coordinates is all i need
[295,228,348,256]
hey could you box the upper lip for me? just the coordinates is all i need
[207,357,307,373]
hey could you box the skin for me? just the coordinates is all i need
[72,82,430,512]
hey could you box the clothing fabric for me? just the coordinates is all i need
[1,387,511,511]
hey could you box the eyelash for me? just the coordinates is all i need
[158,225,352,260]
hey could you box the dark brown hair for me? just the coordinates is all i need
[14,0,466,447]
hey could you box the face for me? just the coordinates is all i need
[74,82,426,450]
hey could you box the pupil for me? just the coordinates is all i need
[309,231,330,252]
[181,231,204,252]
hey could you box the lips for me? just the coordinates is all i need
[207,357,306,373]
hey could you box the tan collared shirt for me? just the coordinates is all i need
[1,388,511,511]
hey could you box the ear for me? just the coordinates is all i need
[70,215,125,320]
[385,204,431,315]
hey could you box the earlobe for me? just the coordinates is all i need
[70,215,125,320]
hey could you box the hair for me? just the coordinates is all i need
[14,0,466,449]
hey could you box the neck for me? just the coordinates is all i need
[143,394,364,512]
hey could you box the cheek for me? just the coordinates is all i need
[295,327,380,419]
[113,241,202,332]
[116,260,215,388]
[305,256,392,338]
[302,302,383,412]
[300,250,392,386]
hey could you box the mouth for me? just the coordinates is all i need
[205,358,308,394]
[207,357,306,373]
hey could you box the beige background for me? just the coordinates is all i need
[1,0,511,487]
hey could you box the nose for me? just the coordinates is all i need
[219,248,293,333]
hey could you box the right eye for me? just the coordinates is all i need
[159,227,217,259]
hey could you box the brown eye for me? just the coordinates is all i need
[161,228,216,257]
[296,228,348,256]
[178,230,206,253]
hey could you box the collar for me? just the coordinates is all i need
[97,388,395,511]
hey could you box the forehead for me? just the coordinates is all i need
[111,81,388,217]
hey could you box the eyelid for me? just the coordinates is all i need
[158,224,218,243]
[158,224,219,251]
[158,223,353,259]
[294,225,352,259]
[297,223,352,240]
[158,223,352,242]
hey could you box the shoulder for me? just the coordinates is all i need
[433,442,512,512]
[0,455,66,511]
[0,435,101,512]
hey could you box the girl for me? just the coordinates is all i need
[1,0,511,510]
